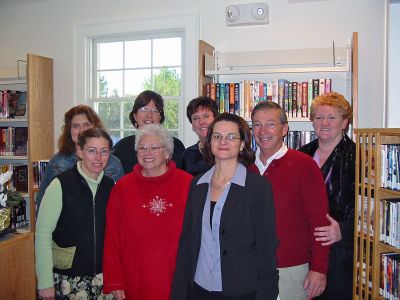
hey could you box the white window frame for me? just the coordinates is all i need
[74,14,199,146]
[91,33,184,139]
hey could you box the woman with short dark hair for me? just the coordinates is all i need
[182,96,218,175]
[113,90,185,174]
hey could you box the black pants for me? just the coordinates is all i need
[315,243,353,300]
[187,282,256,300]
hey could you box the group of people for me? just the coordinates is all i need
[35,89,355,300]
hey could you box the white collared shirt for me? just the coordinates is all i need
[254,144,288,175]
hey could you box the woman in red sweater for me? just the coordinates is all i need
[103,124,193,300]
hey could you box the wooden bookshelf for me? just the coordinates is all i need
[0,233,35,299]
[0,53,53,299]
[353,128,400,300]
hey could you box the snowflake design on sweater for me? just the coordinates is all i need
[142,195,173,216]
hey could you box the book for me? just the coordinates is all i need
[301,82,309,117]
[14,91,27,118]
[229,83,235,114]
[234,83,240,115]
[292,82,298,118]
[312,79,320,99]
[7,90,21,118]
[319,79,325,95]
[14,127,28,156]
[12,165,28,192]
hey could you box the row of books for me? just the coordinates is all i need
[0,164,28,192]
[284,130,316,150]
[381,144,400,190]
[380,199,400,249]
[380,252,400,300]
[250,130,316,151]
[0,127,28,156]
[205,78,332,119]
[0,90,27,119]
[32,160,49,189]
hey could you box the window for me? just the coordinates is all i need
[89,34,182,142]
[74,14,199,146]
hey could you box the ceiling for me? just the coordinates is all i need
[0,0,48,7]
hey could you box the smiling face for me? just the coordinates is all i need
[252,108,288,161]
[191,107,215,143]
[312,105,348,145]
[137,134,168,177]
[210,120,244,163]
[70,113,93,143]
[133,100,162,128]
[76,137,110,180]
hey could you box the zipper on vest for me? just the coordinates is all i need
[93,184,99,276]
[93,199,96,276]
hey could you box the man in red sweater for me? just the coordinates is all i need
[248,101,330,300]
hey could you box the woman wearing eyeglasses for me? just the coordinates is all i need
[103,123,192,300]
[171,113,278,300]
[113,90,186,174]
[35,128,115,300]
[35,105,124,209]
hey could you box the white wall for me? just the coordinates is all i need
[0,0,386,148]
[387,2,400,127]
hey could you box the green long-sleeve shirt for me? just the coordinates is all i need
[35,162,105,289]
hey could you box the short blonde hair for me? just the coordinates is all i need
[310,92,353,123]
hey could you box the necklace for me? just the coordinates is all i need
[198,141,204,154]
[211,175,232,190]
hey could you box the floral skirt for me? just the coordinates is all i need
[53,273,114,300]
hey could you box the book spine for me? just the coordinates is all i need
[239,80,245,117]
[312,79,320,99]
[229,83,235,114]
[325,78,332,93]
[267,82,273,102]
[234,83,240,115]
[292,82,298,118]
[319,79,325,95]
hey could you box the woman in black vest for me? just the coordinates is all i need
[35,128,115,300]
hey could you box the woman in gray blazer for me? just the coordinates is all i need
[171,113,278,300]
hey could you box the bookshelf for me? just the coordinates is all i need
[199,32,359,139]
[354,128,400,300]
[0,53,53,299]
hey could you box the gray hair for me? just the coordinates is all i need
[251,101,288,124]
[134,124,174,159]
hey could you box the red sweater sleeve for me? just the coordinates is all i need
[300,159,330,274]
[103,184,125,293]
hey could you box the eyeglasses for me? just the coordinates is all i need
[137,144,166,153]
[71,122,92,130]
[211,133,241,143]
[252,122,282,130]
[138,107,161,115]
[84,147,110,156]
